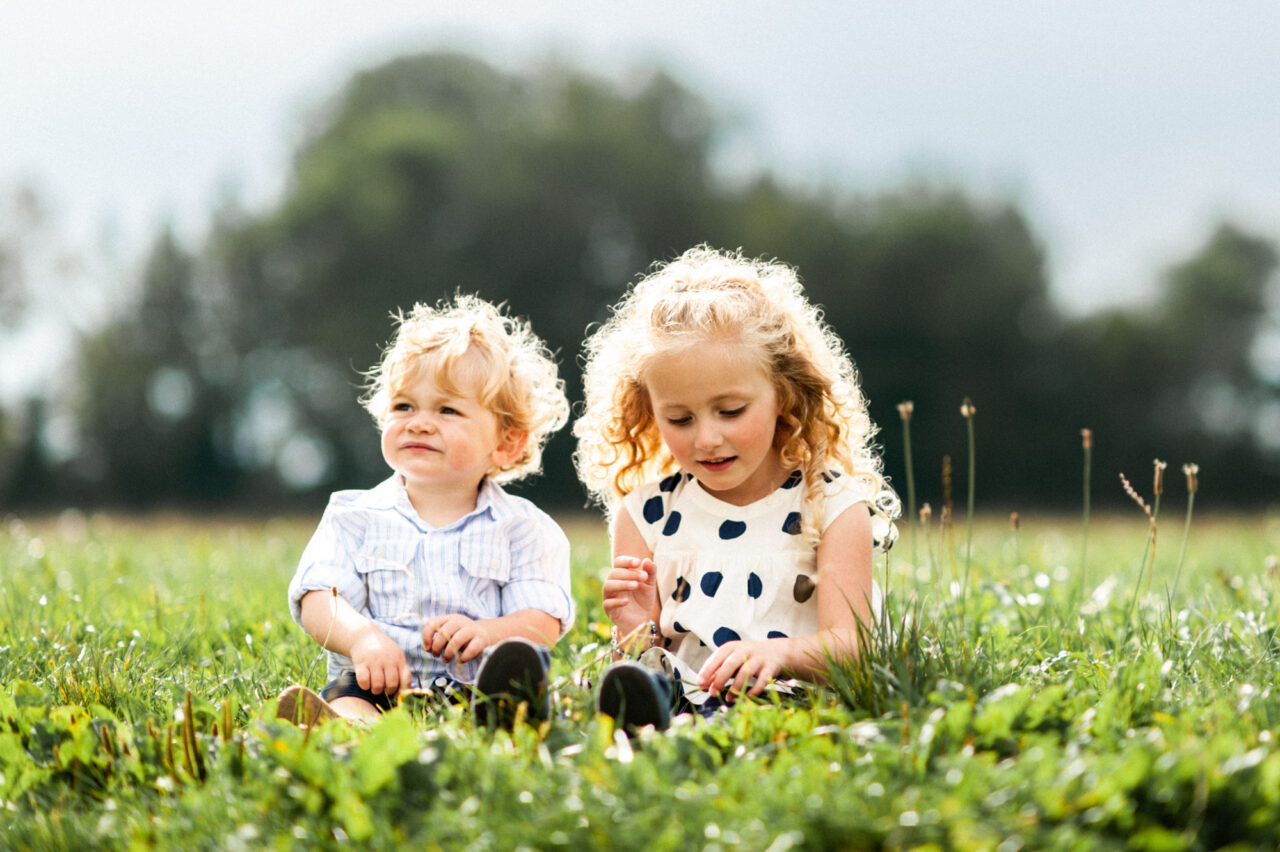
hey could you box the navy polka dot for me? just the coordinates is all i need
[643,496,664,524]
[672,577,691,602]
[659,472,681,492]
[685,472,694,481]
[719,520,747,540]
[662,511,682,536]
[782,512,802,535]
[672,667,683,685]
[673,621,688,633]
[700,572,723,597]
[793,574,816,603]
[747,573,763,599]
[713,627,741,646]
[767,630,789,639]
[782,470,803,489]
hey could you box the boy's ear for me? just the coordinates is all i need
[491,428,529,467]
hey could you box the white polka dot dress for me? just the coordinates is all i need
[622,469,887,703]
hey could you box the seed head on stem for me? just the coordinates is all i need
[1182,463,1199,494]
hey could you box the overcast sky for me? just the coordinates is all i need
[3,2,1278,368]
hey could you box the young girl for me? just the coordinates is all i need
[574,245,898,730]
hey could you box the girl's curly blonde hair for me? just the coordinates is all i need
[363,295,569,484]
[573,245,898,540]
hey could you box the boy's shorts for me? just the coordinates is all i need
[321,670,470,712]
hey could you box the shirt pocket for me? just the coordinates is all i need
[460,547,511,584]
[355,538,420,624]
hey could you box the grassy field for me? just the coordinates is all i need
[2,504,1280,850]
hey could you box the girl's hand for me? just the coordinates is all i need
[696,639,787,700]
[423,614,495,664]
[349,625,413,696]
[601,555,658,635]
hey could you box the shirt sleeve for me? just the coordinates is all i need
[287,499,369,626]
[498,510,575,636]
[820,472,898,550]
[819,473,873,534]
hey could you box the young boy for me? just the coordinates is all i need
[277,295,574,727]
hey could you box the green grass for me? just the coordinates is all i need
[2,508,1280,850]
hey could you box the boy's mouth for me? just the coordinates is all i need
[402,441,438,452]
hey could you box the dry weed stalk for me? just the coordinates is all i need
[898,401,918,567]
[960,399,977,622]
[1010,511,1022,568]
[1080,428,1093,593]
[1170,463,1199,600]
[1120,471,1159,624]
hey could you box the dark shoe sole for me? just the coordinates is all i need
[472,638,550,729]
[597,662,671,733]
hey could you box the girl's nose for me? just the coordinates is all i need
[693,421,721,451]
[410,413,436,433]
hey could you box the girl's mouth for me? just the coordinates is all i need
[699,457,735,472]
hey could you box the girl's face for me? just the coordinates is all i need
[645,340,786,506]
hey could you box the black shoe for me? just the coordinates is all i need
[597,661,672,733]
[472,638,551,729]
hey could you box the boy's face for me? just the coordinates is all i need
[380,367,525,509]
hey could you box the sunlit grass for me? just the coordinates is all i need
[2,507,1279,849]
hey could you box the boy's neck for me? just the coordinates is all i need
[402,477,485,527]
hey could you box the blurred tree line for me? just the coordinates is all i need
[2,52,1277,513]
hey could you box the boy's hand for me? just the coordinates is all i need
[349,625,413,696]
[602,555,658,636]
[423,614,496,663]
[696,638,787,701]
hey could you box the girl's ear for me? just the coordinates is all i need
[492,428,530,467]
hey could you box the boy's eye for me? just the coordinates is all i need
[391,402,413,412]
[440,406,462,416]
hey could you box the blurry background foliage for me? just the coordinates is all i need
[1,51,1277,512]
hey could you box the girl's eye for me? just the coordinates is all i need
[721,406,746,418]
[666,415,692,426]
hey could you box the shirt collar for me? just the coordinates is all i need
[359,474,499,530]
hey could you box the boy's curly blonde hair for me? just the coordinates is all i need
[363,295,569,484]
[573,245,898,539]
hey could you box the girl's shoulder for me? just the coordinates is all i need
[814,469,899,550]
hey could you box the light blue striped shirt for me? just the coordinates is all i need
[288,474,574,685]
